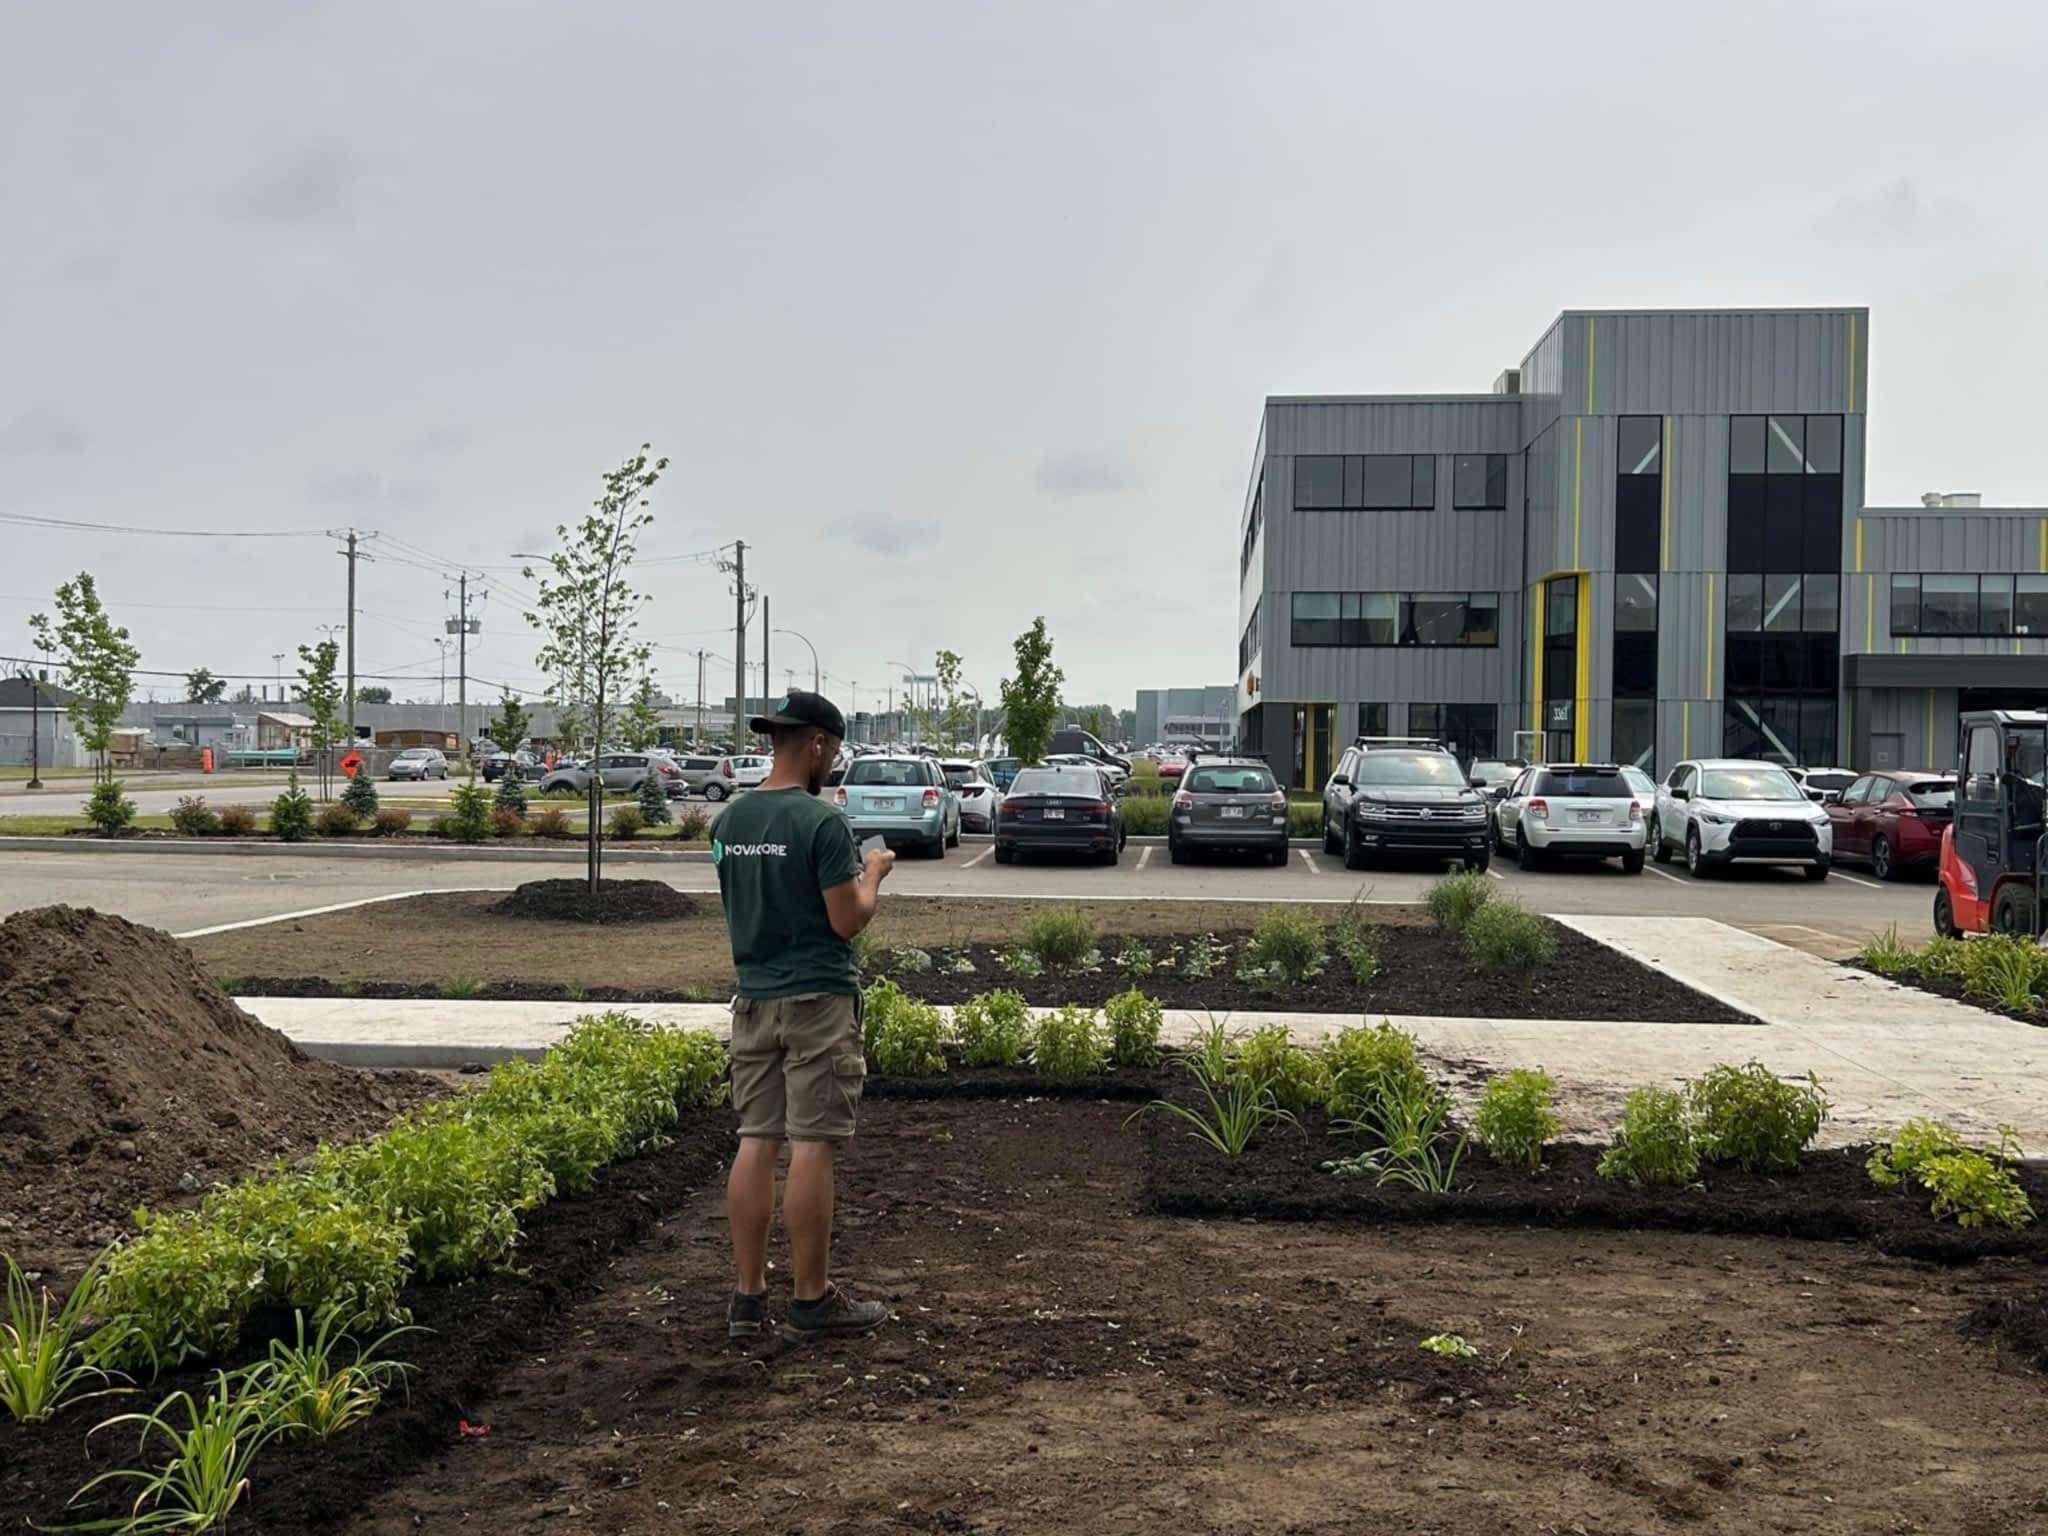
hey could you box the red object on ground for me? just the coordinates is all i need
[458,1420,491,1437]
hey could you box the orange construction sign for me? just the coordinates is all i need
[339,750,366,779]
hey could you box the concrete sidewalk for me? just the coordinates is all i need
[239,915,2048,1150]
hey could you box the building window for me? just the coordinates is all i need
[1542,575,1578,763]
[1725,572,1838,764]
[1613,573,1658,700]
[2021,576,2048,636]
[1618,416,1662,476]
[1290,591,1499,647]
[1293,454,1433,511]
[1728,414,1843,576]
[1890,574,2048,638]
[1357,702,1388,739]
[1239,471,1263,578]
[1612,700,1656,770]
[1615,415,1662,574]
[1238,600,1261,672]
[1410,703,1497,763]
[1451,453,1507,510]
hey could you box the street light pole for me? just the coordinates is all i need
[887,659,916,744]
[19,672,43,789]
[774,628,820,691]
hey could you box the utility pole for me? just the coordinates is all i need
[719,541,748,744]
[335,528,377,743]
[762,594,771,708]
[458,572,468,753]
[695,650,706,748]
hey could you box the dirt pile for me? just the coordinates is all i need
[0,905,436,1268]
[492,877,697,924]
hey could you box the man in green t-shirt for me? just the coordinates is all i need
[715,690,894,1342]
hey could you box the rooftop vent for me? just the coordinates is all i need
[1920,491,1983,508]
[1492,368,1521,396]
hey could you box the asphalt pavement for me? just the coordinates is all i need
[0,841,1936,947]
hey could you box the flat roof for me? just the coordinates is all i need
[1265,393,1517,407]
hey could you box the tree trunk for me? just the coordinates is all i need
[588,685,605,896]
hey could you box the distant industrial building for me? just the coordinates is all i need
[1135,686,1236,750]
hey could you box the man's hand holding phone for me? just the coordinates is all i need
[860,836,895,886]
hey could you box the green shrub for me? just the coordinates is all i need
[371,806,412,836]
[95,1211,261,1370]
[954,990,1032,1068]
[443,777,494,842]
[1031,1004,1109,1082]
[1325,1074,1465,1192]
[493,773,527,816]
[217,804,258,836]
[528,806,572,838]
[83,779,137,835]
[1234,1024,1329,1115]
[1120,796,1170,836]
[1424,870,1494,933]
[1462,899,1557,982]
[636,774,671,827]
[1022,908,1097,973]
[1104,987,1163,1067]
[314,801,358,838]
[1596,1087,1700,1187]
[865,986,948,1076]
[1287,802,1321,838]
[269,774,315,842]
[997,945,1043,978]
[1960,933,2043,1013]
[1867,1120,2035,1230]
[606,805,646,840]
[489,804,525,838]
[1858,925,1914,977]
[1913,935,1966,985]
[1326,907,1382,983]
[199,1173,409,1329]
[676,809,710,841]
[1114,942,1156,979]
[1322,1021,1434,1124]
[169,796,221,837]
[340,772,380,820]
[1689,1062,1827,1173]
[1179,933,1226,979]
[1473,1070,1559,1171]
[1246,906,1325,986]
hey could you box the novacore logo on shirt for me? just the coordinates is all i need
[719,842,789,857]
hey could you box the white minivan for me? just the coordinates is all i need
[1651,759,1833,880]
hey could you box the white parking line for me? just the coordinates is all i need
[1298,848,1322,874]
[961,846,993,869]
[1831,868,1885,891]
[1485,864,1506,881]
[1136,845,1154,870]
[1644,863,1690,885]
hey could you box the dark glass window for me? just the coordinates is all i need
[1726,573,1763,632]
[1464,591,1500,645]
[1806,415,1844,473]
[1764,573,1802,632]
[1730,416,1767,474]
[1238,601,1261,671]
[1295,456,1344,509]
[1766,415,1806,474]
[1290,591,1494,647]
[1618,416,1662,475]
[1412,703,1496,762]
[1980,575,2015,637]
[1765,477,1803,571]
[1545,576,1577,636]
[2019,576,2048,637]
[1799,697,1837,769]
[1408,455,1435,509]
[1803,475,1843,572]
[1802,574,1839,634]
[1921,575,1978,635]
[1615,475,1660,573]
[1612,699,1656,771]
[1289,592,1341,646]
[1360,454,1417,508]
[1357,703,1388,738]
[1359,592,1396,645]
[1892,574,2048,638]
[1613,574,1658,699]
[1727,474,1767,573]
[1342,455,1363,508]
[1726,629,1763,691]
[1240,472,1264,577]
[1401,593,1469,646]
[1452,453,1507,509]
[1891,575,1920,636]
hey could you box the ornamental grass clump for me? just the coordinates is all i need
[1022,908,1097,973]
[1424,870,1493,933]
[1462,899,1557,984]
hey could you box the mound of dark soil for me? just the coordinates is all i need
[492,877,697,924]
[1966,1288,2048,1374]
[0,905,436,1268]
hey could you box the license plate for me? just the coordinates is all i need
[1575,809,1604,823]
[1220,805,1245,819]
[871,797,900,811]
[1043,808,1065,820]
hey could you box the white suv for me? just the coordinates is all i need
[1651,759,1833,881]
[1492,763,1648,873]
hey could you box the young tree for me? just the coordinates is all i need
[1079,705,1108,741]
[185,667,227,704]
[524,444,665,893]
[355,684,393,705]
[998,616,1064,766]
[933,649,973,746]
[489,693,532,754]
[296,640,344,799]
[29,573,141,782]
[620,675,663,750]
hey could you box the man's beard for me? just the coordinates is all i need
[806,765,827,796]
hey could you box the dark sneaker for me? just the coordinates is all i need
[781,1285,889,1341]
[727,1290,769,1339]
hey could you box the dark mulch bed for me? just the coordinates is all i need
[1848,961,2048,1029]
[1966,1288,2048,1374]
[863,1059,1168,1101]
[492,877,698,923]
[0,1117,732,1533]
[1138,1109,2048,1264]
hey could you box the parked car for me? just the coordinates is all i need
[940,759,1002,833]
[1168,757,1289,865]
[480,748,541,783]
[1156,752,1188,782]
[1321,741,1489,872]
[1047,728,1130,780]
[1825,770,1955,880]
[1492,763,1647,873]
[1619,763,1659,802]
[1651,759,1833,880]
[1465,758,1522,795]
[387,747,449,781]
[666,753,726,798]
[985,756,1022,789]
[705,754,770,800]
[995,763,1126,865]
[834,754,959,857]
[539,751,662,797]
[1786,765,1860,803]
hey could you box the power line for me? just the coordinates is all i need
[0,511,329,538]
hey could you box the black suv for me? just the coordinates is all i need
[1047,728,1130,777]
[1321,738,1492,872]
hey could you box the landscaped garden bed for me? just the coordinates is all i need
[1856,926,2048,1028]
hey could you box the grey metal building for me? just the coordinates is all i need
[1135,686,1236,749]
[1235,306,2048,787]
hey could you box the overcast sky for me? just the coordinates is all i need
[4,1,2045,714]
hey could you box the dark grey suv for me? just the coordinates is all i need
[1321,740,1491,872]
[1167,757,1289,865]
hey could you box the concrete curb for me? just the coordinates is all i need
[0,835,716,864]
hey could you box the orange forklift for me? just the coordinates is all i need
[1934,709,2048,937]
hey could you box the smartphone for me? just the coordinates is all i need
[859,835,887,859]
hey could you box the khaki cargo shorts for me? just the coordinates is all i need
[730,991,866,1141]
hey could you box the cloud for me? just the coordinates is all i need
[237,147,362,223]
[309,469,385,505]
[1034,447,1140,497]
[400,426,469,457]
[1821,177,1969,241]
[0,408,86,457]
[825,512,935,558]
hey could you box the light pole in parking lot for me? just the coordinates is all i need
[887,658,917,743]
[774,628,819,692]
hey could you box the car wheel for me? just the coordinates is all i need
[924,835,946,860]
[1466,849,1491,875]
[1168,837,1188,865]
[705,782,727,802]
[1491,814,1507,855]
[947,819,960,849]
[1342,817,1368,871]
[1685,826,1712,878]
[1804,860,1831,883]
[1323,814,1342,856]
[1933,885,1959,939]
[1269,844,1289,867]
[1649,815,1671,863]
[1515,828,1542,871]
[1993,883,2036,936]
[1621,848,1645,874]
[1871,835,1894,881]
[994,843,1015,865]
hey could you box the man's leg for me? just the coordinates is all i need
[727,1135,782,1296]
[784,1139,836,1301]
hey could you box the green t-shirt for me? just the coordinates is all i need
[713,786,862,999]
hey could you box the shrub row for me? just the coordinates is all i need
[157,792,711,843]
[1863,926,2048,1015]
[861,980,1157,1081]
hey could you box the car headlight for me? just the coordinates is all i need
[1697,811,1731,825]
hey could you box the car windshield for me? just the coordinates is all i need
[1803,771,1856,793]
[1010,769,1095,797]
[1532,768,1627,798]
[396,749,430,759]
[1185,766,1274,794]
[940,764,979,787]
[1904,780,1954,807]
[847,759,926,787]
[1467,761,1513,784]
[1353,753,1466,787]
[1699,766,1803,801]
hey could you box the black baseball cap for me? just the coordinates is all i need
[750,689,847,741]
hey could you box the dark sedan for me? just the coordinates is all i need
[1168,758,1289,865]
[994,764,1126,865]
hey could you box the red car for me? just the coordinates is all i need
[1823,770,1955,880]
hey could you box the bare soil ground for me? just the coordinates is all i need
[347,1098,2048,1536]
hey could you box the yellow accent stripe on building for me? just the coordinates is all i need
[1926,689,1934,763]
[1854,517,1864,573]
[1530,582,1544,739]
[1572,418,1583,570]
[1847,314,1858,413]
[1585,315,1597,414]
[2038,517,2046,572]
[1574,576,1592,761]
[1865,573,1874,652]
[1704,573,1715,700]
[1681,699,1690,759]
[1660,417,1673,572]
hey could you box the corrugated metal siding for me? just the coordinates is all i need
[1577,310,1867,416]
[1265,399,1523,456]
[1865,686,1956,774]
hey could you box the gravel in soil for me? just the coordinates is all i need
[340,1093,2048,1536]
[1850,961,2048,1029]
[0,905,439,1271]
[491,877,699,924]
